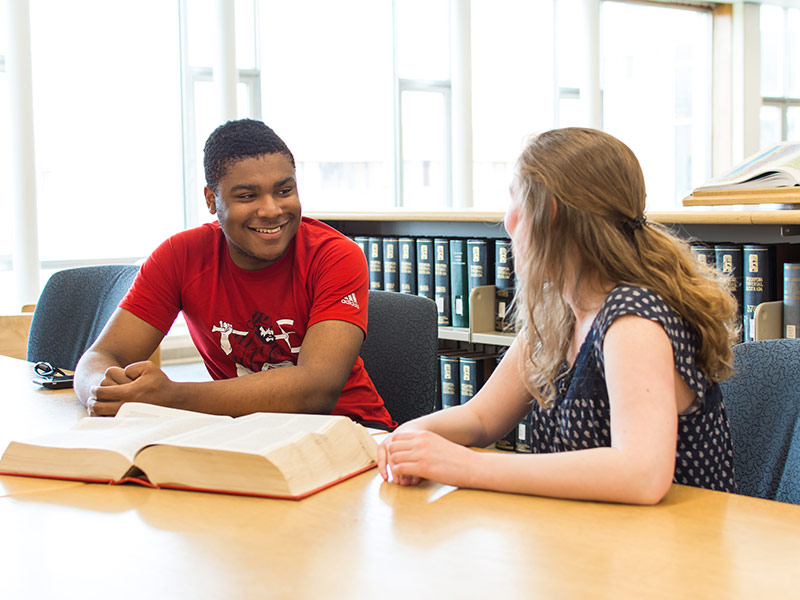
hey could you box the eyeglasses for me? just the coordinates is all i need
[33,361,67,380]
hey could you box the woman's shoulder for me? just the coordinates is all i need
[596,284,692,343]
[601,284,675,319]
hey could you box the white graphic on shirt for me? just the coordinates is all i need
[268,319,302,354]
[340,292,360,309]
[211,321,249,355]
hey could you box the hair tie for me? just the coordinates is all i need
[621,215,647,237]
[628,215,646,230]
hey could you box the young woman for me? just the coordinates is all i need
[377,128,738,505]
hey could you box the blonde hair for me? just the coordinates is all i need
[511,128,738,407]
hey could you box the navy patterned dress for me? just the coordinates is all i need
[529,284,736,492]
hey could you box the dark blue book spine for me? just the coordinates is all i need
[416,238,434,300]
[354,236,369,258]
[466,238,490,291]
[439,354,460,409]
[515,409,533,453]
[715,243,743,338]
[449,238,468,328]
[459,355,480,406]
[434,238,451,326]
[494,239,514,333]
[368,237,383,290]
[690,243,716,269]
[398,237,416,295]
[382,237,399,292]
[743,244,774,342]
[784,263,800,339]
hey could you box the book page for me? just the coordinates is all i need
[145,413,356,456]
[17,412,231,462]
[697,142,800,190]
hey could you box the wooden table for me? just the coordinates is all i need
[1,356,799,599]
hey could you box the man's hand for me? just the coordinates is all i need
[87,361,174,416]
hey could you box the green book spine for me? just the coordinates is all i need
[398,237,416,295]
[416,238,434,300]
[449,238,468,328]
[382,237,399,292]
[368,237,383,290]
[434,238,451,326]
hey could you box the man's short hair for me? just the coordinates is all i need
[203,119,296,192]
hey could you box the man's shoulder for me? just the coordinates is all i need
[297,217,359,255]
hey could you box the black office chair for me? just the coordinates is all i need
[719,338,800,501]
[27,265,140,371]
[360,290,438,425]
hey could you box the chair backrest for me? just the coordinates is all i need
[359,290,438,426]
[719,338,800,500]
[27,265,140,371]
[776,418,800,505]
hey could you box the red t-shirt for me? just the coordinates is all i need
[120,217,395,429]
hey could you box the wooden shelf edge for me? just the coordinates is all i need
[308,210,505,223]
[312,209,800,226]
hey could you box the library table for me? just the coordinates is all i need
[1,355,799,599]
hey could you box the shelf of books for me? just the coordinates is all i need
[312,207,800,344]
[312,205,800,453]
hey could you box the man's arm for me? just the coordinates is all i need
[82,316,365,418]
[74,308,166,408]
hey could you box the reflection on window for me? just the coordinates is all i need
[602,1,711,211]
[257,0,394,212]
[400,90,448,209]
[395,0,449,81]
[0,70,9,265]
[760,4,800,147]
[471,0,554,210]
[789,107,800,140]
[28,0,184,262]
[761,104,783,149]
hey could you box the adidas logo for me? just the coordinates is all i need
[340,293,360,309]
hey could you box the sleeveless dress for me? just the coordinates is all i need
[529,284,736,492]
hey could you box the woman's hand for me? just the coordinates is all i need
[378,429,478,488]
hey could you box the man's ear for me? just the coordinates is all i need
[204,186,217,215]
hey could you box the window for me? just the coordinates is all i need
[760,4,800,146]
[256,0,394,212]
[471,0,555,210]
[181,0,261,229]
[601,1,712,211]
[27,1,184,264]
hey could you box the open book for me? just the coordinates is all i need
[693,141,800,193]
[0,403,378,499]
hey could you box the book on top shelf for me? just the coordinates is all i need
[694,141,800,193]
[382,237,399,292]
[0,403,378,500]
[368,237,383,290]
[398,237,417,295]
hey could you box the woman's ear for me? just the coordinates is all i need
[550,195,558,225]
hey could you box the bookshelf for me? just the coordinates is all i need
[310,208,800,347]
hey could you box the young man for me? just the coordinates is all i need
[74,119,395,430]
